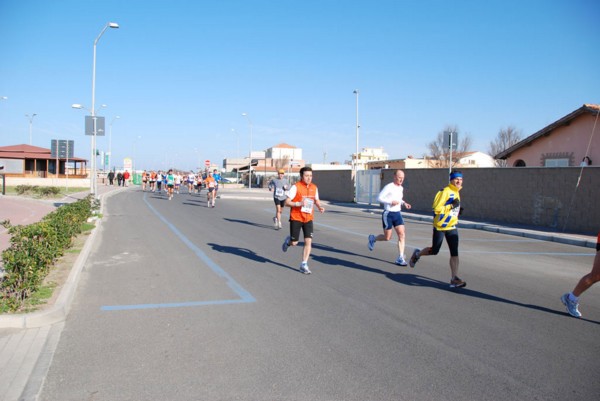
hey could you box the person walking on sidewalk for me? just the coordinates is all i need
[409,170,466,288]
[561,231,600,318]
[367,169,412,266]
[281,166,325,274]
[268,169,290,230]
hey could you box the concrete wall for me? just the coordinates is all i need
[313,170,354,203]
[314,167,599,235]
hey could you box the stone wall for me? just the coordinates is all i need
[314,167,599,235]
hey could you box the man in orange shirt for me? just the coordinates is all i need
[281,167,325,274]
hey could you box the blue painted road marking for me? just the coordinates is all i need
[101,194,256,312]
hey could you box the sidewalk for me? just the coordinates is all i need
[0,184,128,401]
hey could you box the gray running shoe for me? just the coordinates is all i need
[300,262,311,274]
[561,293,582,317]
[368,234,376,251]
[449,276,467,288]
[282,236,291,252]
[409,249,420,268]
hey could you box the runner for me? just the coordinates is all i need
[367,169,412,265]
[141,170,148,191]
[155,170,163,193]
[212,169,222,199]
[195,172,203,195]
[150,170,157,192]
[166,169,175,200]
[204,170,217,207]
[409,170,466,288]
[174,171,182,194]
[561,230,600,318]
[268,169,290,230]
[281,166,325,274]
[187,171,195,194]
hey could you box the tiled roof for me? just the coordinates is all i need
[0,144,86,162]
[495,104,600,159]
[272,143,296,149]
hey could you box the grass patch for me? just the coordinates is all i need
[19,282,57,313]
[2,186,89,198]
[81,222,96,232]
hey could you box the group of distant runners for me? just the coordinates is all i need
[140,168,221,205]
[268,167,599,319]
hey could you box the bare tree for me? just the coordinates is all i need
[274,155,290,171]
[427,125,473,168]
[489,126,522,167]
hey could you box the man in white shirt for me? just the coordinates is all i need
[367,169,412,266]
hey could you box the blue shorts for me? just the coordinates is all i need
[382,211,404,231]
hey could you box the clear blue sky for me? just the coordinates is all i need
[1,0,599,171]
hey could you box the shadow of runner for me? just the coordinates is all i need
[312,253,600,325]
[223,218,273,230]
[207,243,298,272]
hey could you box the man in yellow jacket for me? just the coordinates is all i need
[281,166,325,274]
[409,170,466,288]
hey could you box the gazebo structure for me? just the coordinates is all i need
[0,144,88,178]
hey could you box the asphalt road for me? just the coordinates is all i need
[37,189,599,401]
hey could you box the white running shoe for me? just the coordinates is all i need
[395,255,408,266]
[273,217,278,228]
[300,262,311,274]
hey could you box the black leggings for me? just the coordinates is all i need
[430,228,459,257]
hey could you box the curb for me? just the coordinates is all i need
[0,189,122,328]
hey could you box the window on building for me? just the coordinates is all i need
[544,158,569,167]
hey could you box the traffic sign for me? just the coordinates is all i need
[205,160,210,167]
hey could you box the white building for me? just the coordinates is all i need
[352,147,389,170]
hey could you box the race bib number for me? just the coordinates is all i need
[275,188,284,197]
[301,197,314,214]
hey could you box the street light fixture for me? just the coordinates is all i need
[241,113,253,189]
[109,115,120,171]
[25,113,37,145]
[88,21,119,196]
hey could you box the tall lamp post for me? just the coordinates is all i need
[89,21,119,196]
[26,113,37,145]
[241,113,253,189]
[109,115,120,171]
[72,103,107,194]
[353,89,360,202]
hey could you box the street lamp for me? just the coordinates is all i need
[353,89,359,202]
[109,115,120,171]
[89,21,119,196]
[26,113,37,145]
[241,113,253,189]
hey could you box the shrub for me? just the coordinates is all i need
[0,195,93,311]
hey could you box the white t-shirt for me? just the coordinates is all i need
[377,182,404,212]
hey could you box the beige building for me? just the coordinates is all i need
[496,104,600,167]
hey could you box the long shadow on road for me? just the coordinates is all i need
[207,243,298,273]
[311,250,600,325]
